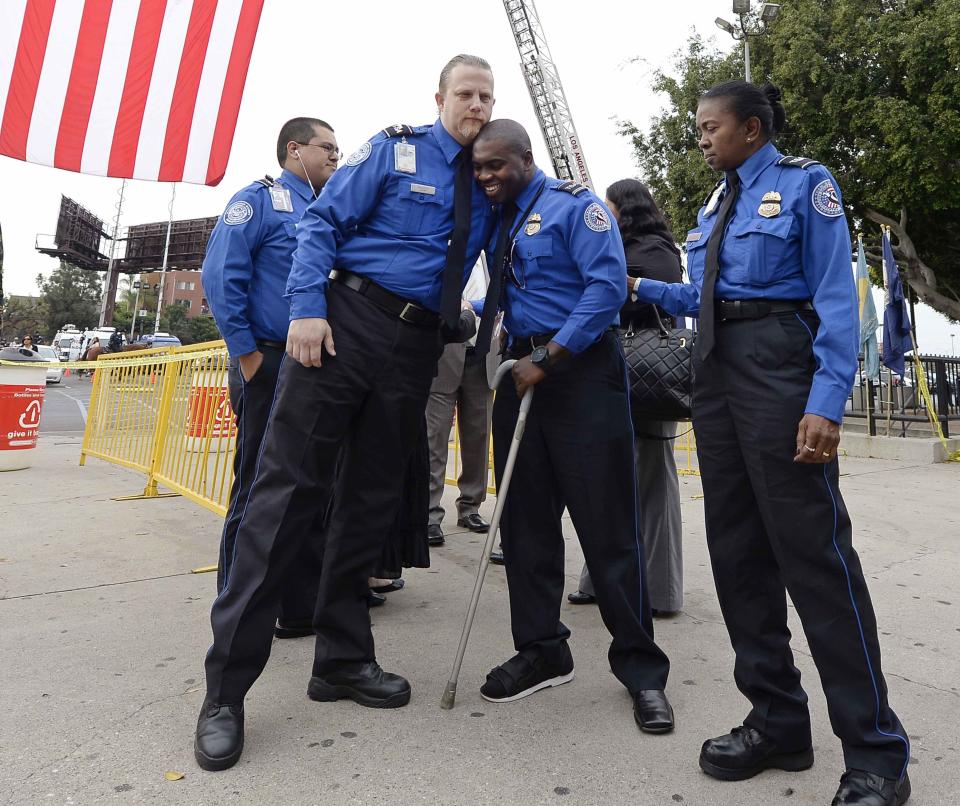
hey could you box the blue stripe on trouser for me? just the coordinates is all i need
[796,312,910,779]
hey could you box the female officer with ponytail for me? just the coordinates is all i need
[633,81,911,806]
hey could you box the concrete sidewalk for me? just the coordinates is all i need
[1,438,957,805]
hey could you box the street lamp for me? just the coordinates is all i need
[715,2,781,83]
[952,333,956,356]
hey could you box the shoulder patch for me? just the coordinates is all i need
[382,124,415,138]
[811,179,843,218]
[223,200,254,226]
[345,142,372,167]
[254,174,275,188]
[777,155,821,169]
[583,202,612,232]
[555,180,589,196]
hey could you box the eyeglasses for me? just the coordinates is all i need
[296,141,341,159]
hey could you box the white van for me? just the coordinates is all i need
[51,325,84,361]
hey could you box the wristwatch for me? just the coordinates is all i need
[530,345,551,372]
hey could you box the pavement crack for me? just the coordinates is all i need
[0,571,195,601]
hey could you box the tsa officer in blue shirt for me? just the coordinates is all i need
[201,117,339,636]
[633,82,910,806]
[195,55,495,772]
[469,119,673,735]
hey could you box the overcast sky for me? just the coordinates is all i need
[1,0,955,353]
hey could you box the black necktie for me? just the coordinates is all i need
[475,202,518,358]
[695,170,741,360]
[439,147,474,330]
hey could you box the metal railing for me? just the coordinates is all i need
[79,341,235,516]
[845,354,960,438]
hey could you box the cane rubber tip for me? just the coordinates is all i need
[440,686,457,710]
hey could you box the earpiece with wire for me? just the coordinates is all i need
[292,146,318,198]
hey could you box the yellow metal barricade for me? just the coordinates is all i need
[79,341,236,517]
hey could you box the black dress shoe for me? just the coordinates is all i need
[699,726,814,781]
[367,591,386,608]
[194,700,244,771]
[457,513,489,532]
[633,689,674,734]
[833,770,911,806]
[274,618,313,639]
[567,590,597,605]
[370,579,405,594]
[427,524,444,546]
[489,549,505,565]
[308,661,411,708]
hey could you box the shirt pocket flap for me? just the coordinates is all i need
[401,182,445,204]
[516,238,553,259]
[729,215,794,239]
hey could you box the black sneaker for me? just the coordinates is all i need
[480,650,574,703]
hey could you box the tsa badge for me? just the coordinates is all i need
[758,191,782,218]
[811,179,843,217]
[583,202,611,232]
[525,213,541,236]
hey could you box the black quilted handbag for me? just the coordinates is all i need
[620,307,694,423]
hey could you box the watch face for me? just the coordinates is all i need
[531,346,549,366]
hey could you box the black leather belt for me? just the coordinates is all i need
[255,339,285,350]
[717,299,813,321]
[331,269,439,327]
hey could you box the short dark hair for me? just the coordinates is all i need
[605,179,679,258]
[474,119,531,157]
[700,81,787,138]
[438,54,492,94]
[276,117,334,167]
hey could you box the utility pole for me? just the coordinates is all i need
[153,185,177,334]
[98,179,126,327]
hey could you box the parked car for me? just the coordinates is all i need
[136,332,182,348]
[37,345,64,384]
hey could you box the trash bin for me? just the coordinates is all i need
[0,346,48,471]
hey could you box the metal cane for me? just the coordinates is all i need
[440,359,534,709]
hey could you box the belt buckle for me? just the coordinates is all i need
[399,302,419,324]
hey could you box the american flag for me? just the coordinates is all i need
[0,0,264,186]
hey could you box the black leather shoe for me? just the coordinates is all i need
[633,689,674,734]
[428,524,444,546]
[833,770,911,806]
[457,513,489,532]
[194,700,244,771]
[699,726,814,781]
[308,661,411,708]
[367,591,386,608]
[567,590,596,605]
[489,549,505,565]
[274,618,313,639]
[370,579,405,594]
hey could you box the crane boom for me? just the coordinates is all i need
[502,0,593,188]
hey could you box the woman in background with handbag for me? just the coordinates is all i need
[568,179,684,616]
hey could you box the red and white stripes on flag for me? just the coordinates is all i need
[0,0,264,186]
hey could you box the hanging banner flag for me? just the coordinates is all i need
[0,0,264,186]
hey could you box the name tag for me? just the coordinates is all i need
[686,232,702,242]
[409,183,436,195]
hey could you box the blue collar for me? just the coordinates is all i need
[512,168,548,210]
[278,169,315,202]
[734,141,780,189]
[432,119,466,165]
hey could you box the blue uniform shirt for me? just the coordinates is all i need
[287,120,493,320]
[202,169,315,357]
[490,169,626,354]
[636,142,858,422]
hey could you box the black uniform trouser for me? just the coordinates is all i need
[219,345,324,621]
[693,311,908,780]
[205,282,442,704]
[492,331,670,693]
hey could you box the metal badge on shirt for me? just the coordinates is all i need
[394,140,417,174]
[758,191,782,218]
[269,186,293,212]
[525,213,541,236]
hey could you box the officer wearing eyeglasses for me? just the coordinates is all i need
[469,119,674,735]
[201,117,339,638]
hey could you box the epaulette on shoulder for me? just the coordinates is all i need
[777,156,821,169]
[554,180,589,196]
[382,124,416,138]
[254,174,275,188]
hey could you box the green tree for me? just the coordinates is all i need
[1,294,44,343]
[159,303,220,345]
[624,0,960,320]
[36,261,102,336]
